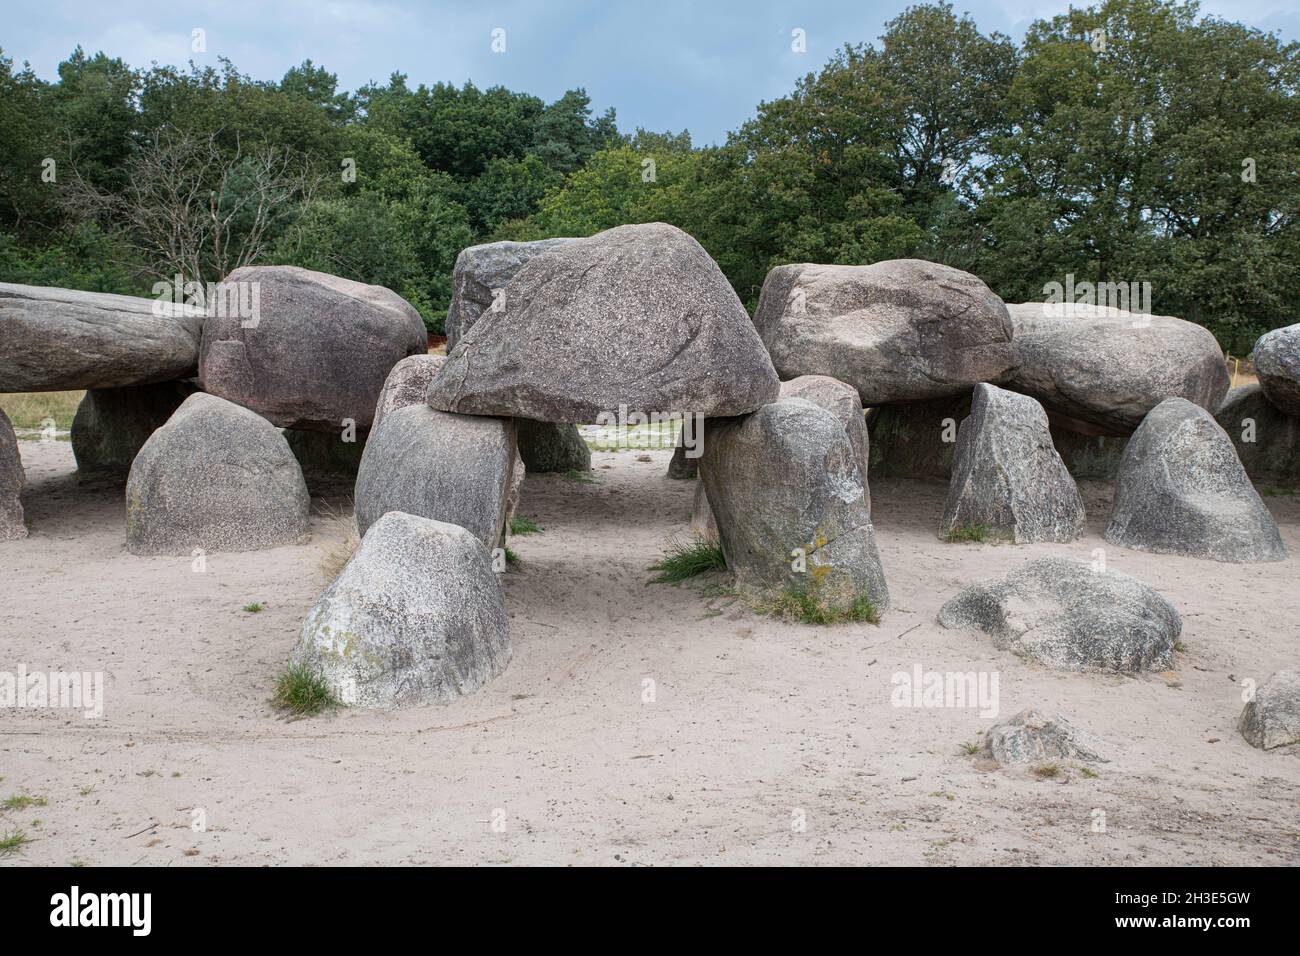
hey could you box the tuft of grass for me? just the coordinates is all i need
[242,602,265,614]
[1078,766,1098,779]
[78,785,95,796]
[1031,763,1061,779]
[958,741,982,756]
[648,536,726,584]
[943,522,990,544]
[0,391,83,432]
[315,498,360,581]
[2,794,47,812]
[510,515,542,536]
[562,468,596,484]
[272,663,338,717]
[504,546,521,566]
[761,588,880,626]
[0,830,30,857]
[1173,640,1186,653]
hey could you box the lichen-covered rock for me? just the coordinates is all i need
[1215,383,1300,486]
[700,399,889,616]
[373,354,445,432]
[1238,671,1300,750]
[445,238,575,349]
[0,282,205,392]
[1106,398,1286,562]
[753,260,1016,406]
[0,408,25,540]
[292,512,510,709]
[198,265,426,431]
[427,223,779,422]
[691,480,717,541]
[516,419,590,473]
[71,382,196,480]
[1253,324,1300,418]
[779,375,870,510]
[125,393,310,554]
[983,709,1107,765]
[1000,302,1229,434]
[940,384,1084,543]
[354,404,516,548]
[938,557,1181,674]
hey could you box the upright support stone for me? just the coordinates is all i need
[0,408,26,540]
[515,419,590,473]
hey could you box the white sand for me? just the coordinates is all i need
[1,438,1297,866]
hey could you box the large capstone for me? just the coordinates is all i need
[700,398,889,616]
[1105,398,1286,562]
[445,238,576,349]
[752,260,1016,406]
[373,354,445,432]
[940,384,1084,543]
[198,265,426,432]
[0,408,25,540]
[0,282,204,392]
[983,709,1107,766]
[938,557,1181,674]
[1214,383,1300,486]
[354,404,516,549]
[1000,302,1229,434]
[125,393,310,555]
[292,512,510,709]
[515,419,591,473]
[1253,324,1300,418]
[779,375,870,510]
[71,381,196,481]
[1238,671,1300,750]
[427,223,780,422]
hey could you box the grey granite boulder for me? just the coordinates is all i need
[1238,671,1300,750]
[126,393,310,554]
[1253,324,1300,418]
[292,512,510,709]
[427,223,779,422]
[940,384,1084,543]
[752,260,1016,406]
[516,419,590,473]
[700,399,889,616]
[938,557,1181,674]
[1000,302,1229,434]
[0,282,204,391]
[354,404,516,548]
[373,354,446,432]
[1106,398,1286,562]
[1214,383,1300,485]
[0,408,25,540]
[779,375,870,509]
[71,381,196,480]
[198,265,426,432]
[983,709,1107,765]
[445,238,575,349]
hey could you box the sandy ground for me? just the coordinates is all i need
[1,438,1298,867]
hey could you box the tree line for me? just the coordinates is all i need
[1,0,1295,352]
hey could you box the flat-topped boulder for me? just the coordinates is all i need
[293,512,510,709]
[983,709,1107,765]
[199,265,426,432]
[1253,324,1300,418]
[71,382,196,480]
[1106,398,1286,562]
[373,354,446,432]
[700,399,889,617]
[445,238,575,349]
[126,393,310,554]
[938,557,1181,674]
[0,282,204,392]
[1000,302,1229,434]
[940,384,1084,543]
[354,404,516,548]
[0,408,25,540]
[1214,384,1300,486]
[427,223,780,422]
[752,260,1017,406]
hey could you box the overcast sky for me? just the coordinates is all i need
[7,0,1298,144]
